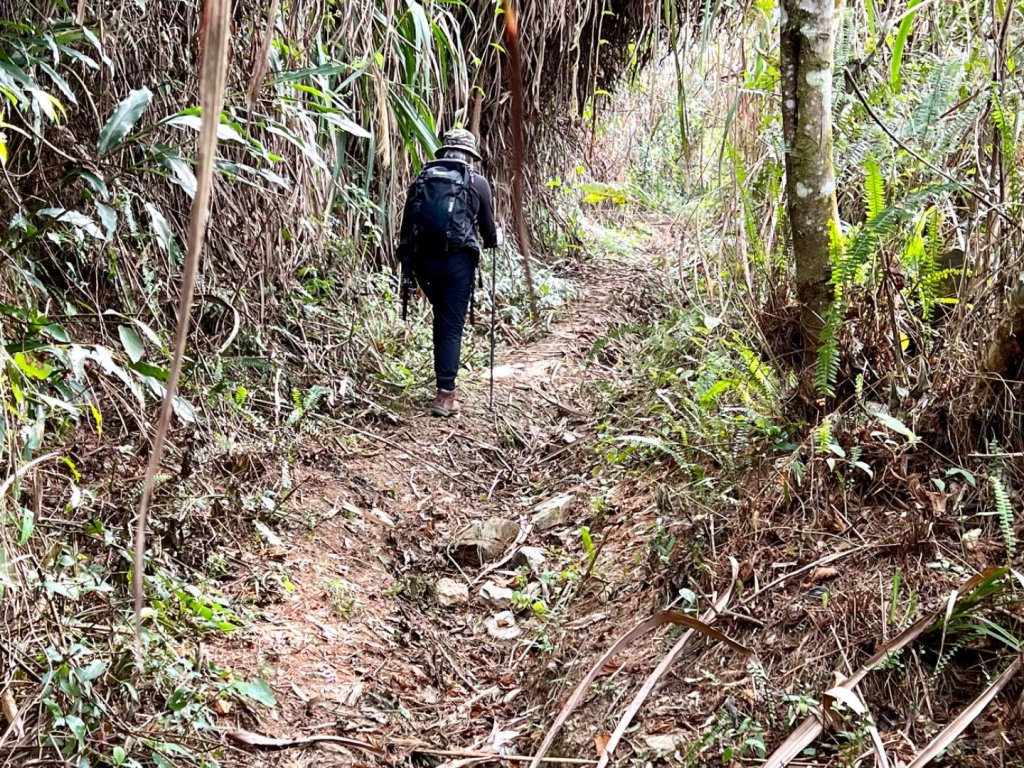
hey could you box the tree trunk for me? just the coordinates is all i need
[983,275,1024,384]
[780,0,840,351]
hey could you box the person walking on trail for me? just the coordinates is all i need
[397,128,500,418]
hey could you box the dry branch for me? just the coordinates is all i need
[226,728,384,755]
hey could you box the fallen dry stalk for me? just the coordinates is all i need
[742,544,877,603]
[904,654,1023,767]
[226,728,384,755]
[596,558,741,768]
[762,567,1006,768]
[228,732,600,765]
[132,0,232,633]
[415,748,599,766]
[529,578,753,768]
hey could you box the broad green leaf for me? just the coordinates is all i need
[165,113,246,144]
[154,145,197,198]
[113,746,127,765]
[232,678,276,708]
[31,88,65,122]
[97,203,118,241]
[118,325,145,363]
[89,404,102,435]
[36,393,81,415]
[126,361,168,381]
[64,714,86,744]
[321,112,372,139]
[37,208,104,239]
[77,659,108,682]
[38,61,77,105]
[876,413,918,444]
[42,323,70,342]
[68,169,109,199]
[13,351,53,380]
[19,506,33,545]
[144,202,181,263]
[97,87,152,156]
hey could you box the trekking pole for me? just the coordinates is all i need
[488,245,498,411]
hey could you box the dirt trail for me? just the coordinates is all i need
[211,243,668,767]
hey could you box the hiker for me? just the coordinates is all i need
[397,128,501,417]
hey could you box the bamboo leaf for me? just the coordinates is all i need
[97,87,152,156]
[890,0,921,92]
[118,325,145,364]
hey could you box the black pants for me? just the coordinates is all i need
[414,249,475,391]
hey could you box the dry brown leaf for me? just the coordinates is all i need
[210,698,232,715]
[593,732,610,757]
[1,689,24,739]
[804,566,839,584]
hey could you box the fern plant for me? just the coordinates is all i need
[814,170,950,395]
[988,475,1017,561]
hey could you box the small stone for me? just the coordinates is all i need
[642,734,684,757]
[479,581,515,608]
[513,546,547,572]
[453,518,521,566]
[484,611,521,640]
[435,578,469,607]
[531,494,574,531]
[482,518,521,547]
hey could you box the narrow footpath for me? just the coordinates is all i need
[210,235,681,768]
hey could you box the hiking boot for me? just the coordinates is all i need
[431,388,462,417]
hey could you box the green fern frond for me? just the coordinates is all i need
[934,98,984,159]
[815,220,848,395]
[815,302,844,396]
[303,385,330,411]
[919,207,944,320]
[737,343,776,401]
[990,87,1016,178]
[814,417,833,455]
[989,476,1017,561]
[932,631,975,682]
[908,60,962,143]
[864,156,885,222]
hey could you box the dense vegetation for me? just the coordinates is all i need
[0,0,1022,766]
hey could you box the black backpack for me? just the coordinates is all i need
[403,160,476,256]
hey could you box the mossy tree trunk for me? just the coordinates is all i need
[781,0,840,354]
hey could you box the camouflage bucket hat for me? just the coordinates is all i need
[437,128,482,160]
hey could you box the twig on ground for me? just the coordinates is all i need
[742,544,880,603]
